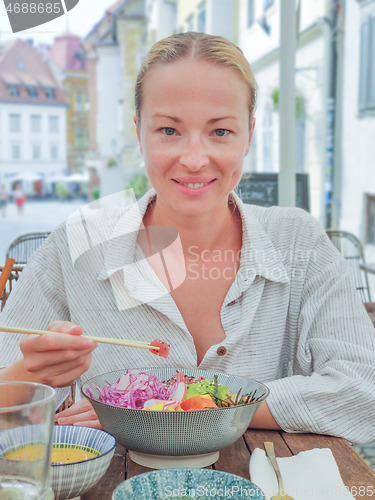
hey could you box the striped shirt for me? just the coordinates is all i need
[1,190,374,444]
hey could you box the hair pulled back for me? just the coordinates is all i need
[135,32,257,128]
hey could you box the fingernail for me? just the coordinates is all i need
[57,417,67,424]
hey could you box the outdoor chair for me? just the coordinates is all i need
[326,230,371,302]
[326,230,375,326]
[6,231,51,264]
[0,263,25,312]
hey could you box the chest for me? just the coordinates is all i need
[171,256,239,364]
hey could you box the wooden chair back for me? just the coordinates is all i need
[0,264,25,312]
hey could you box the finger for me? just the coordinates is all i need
[21,332,95,353]
[25,353,93,388]
[47,321,83,334]
[56,409,97,425]
[22,347,94,371]
[55,399,93,419]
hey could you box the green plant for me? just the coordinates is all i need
[271,87,306,120]
[126,173,151,199]
[106,157,118,168]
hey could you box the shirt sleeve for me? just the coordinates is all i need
[0,231,71,407]
[265,227,375,444]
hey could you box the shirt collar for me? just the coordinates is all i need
[97,189,156,280]
[231,192,290,287]
[97,189,290,290]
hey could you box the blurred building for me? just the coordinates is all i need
[339,0,375,257]
[0,39,67,195]
[237,0,336,225]
[48,33,89,174]
[83,0,177,197]
[177,0,238,41]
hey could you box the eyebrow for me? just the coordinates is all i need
[152,114,181,123]
[152,114,237,124]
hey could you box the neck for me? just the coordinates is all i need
[144,195,240,253]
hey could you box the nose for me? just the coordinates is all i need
[179,135,209,171]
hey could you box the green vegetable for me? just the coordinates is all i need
[184,380,229,401]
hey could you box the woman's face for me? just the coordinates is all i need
[135,57,254,219]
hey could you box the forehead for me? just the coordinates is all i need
[140,58,249,115]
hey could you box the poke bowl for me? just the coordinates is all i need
[81,367,269,469]
[51,425,116,500]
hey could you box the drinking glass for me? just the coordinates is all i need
[0,381,56,500]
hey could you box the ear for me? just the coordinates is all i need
[245,117,256,157]
[134,115,143,154]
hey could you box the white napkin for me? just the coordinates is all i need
[249,447,355,500]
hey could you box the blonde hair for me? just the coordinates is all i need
[135,32,257,129]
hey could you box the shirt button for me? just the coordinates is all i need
[228,300,236,306]
[217,346,227,356]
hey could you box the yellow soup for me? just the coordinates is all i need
[51,445,101,464]
[4,444,101,464]
[5,444,45,461]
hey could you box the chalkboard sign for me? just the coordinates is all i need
[237,173,310,212]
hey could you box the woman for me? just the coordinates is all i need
[0,33,374,443]
[13,182,25,215]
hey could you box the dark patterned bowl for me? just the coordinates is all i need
[112,468,264,499]
[82,368,269,468]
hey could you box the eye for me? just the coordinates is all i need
[213,128,230,137]
[161,127,176,136]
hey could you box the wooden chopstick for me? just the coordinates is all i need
[0,325,160,351]
[0,258,16,298]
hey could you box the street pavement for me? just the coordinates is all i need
[0,198,86,262]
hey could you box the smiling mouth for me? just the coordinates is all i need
[174,180,215,189]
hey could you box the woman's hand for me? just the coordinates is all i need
[19,321,97,388]
[55,398,102,429]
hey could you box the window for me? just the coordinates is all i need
[26,86,38,98]
[45,87,56,99]
[263,0,274,10]
[75,128,83,148]
[12,143,20,159]
[50,144,58,159]
[75,92,83,112]
[366,195,375,244]
[7,85,19,97]
[197,3,206,32]
[9,114,21,132]
[247,0,255,27]
[359,15,375,112]
[32,143,41,160]
[49,116,59,133]
[262,105,273,172]
[30,115,41,133]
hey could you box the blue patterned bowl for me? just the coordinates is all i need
[51,425,116,500]
[112,468,264,499]
[82,367,269,468]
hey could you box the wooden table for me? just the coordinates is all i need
[82,429,375,499]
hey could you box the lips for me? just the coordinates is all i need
[173,179,215,189]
